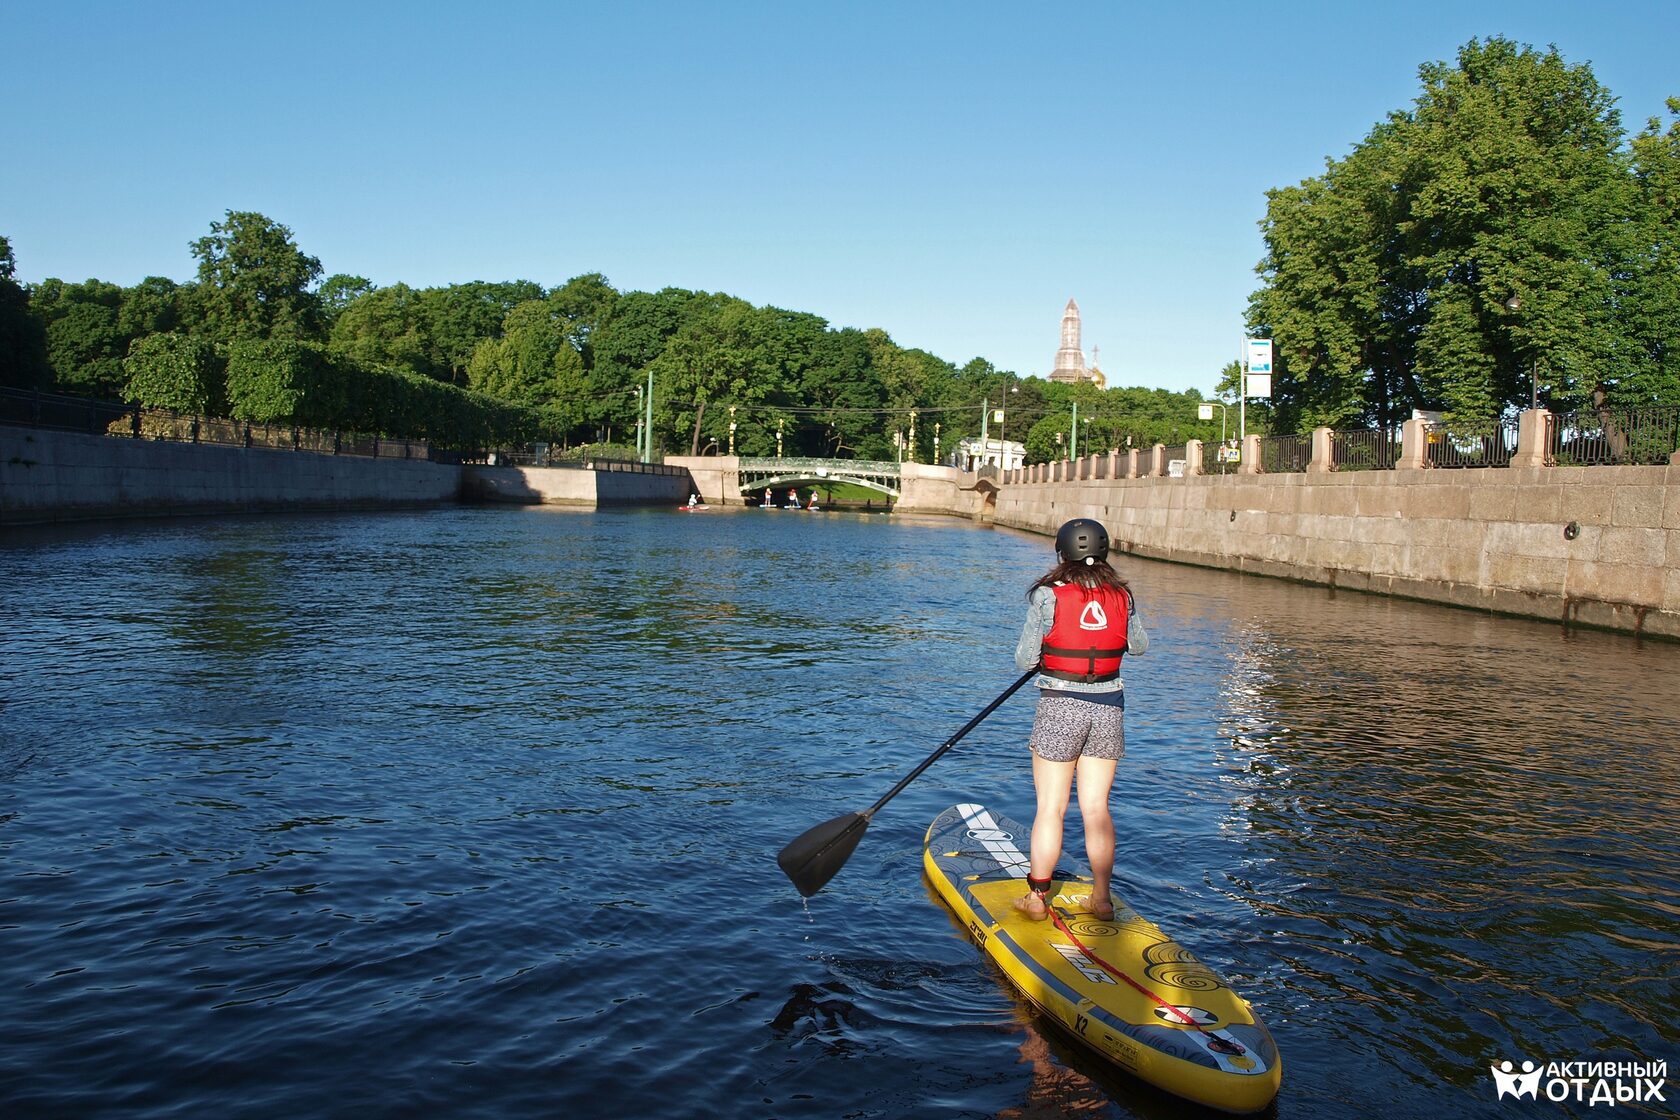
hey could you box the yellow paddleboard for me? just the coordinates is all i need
[924,803,1281,1113]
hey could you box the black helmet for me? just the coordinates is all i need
[1055,518,1109,564]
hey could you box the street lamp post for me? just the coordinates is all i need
[908,410,917,464]
[642,370,654,463]
[1198,401,1229,445]
[995,380,1018,469]
[1070,400,1079,460]
[934,421,941,466]
[633,386,644,461]
[776,418,784,459]
[728,406,736,455]
[1199,400,1231,471]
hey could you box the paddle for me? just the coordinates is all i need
[777,668,1038,897]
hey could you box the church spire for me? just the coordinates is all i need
[1049,298,1087,383]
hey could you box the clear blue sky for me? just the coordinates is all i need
[3,1,1675,395]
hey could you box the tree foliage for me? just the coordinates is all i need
[124,332,222,414]
[0,234,50,390]
[226,338,339,425]
[1250,38,1680,429]
[192,210,324,342]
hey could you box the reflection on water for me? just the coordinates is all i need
[1,508,1677,1119]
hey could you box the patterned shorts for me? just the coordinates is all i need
[1029,690,1126,763]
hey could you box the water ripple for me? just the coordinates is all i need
[2,508,1677,1118]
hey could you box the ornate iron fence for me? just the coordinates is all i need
[0,387,132,435]
[1258,434,1310,473]
[1548,405,1680,466]
[1425,417,1519,468]
[1332,428,1400,471]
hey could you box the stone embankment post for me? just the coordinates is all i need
[1240,434,1262,475]
[1308,427,1335,473]
[1397,418,1429,470]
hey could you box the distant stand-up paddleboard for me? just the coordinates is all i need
[924,803,1281,1113]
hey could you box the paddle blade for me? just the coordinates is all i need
[777,811,871,897]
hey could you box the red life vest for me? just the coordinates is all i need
[1040,582,1130,683]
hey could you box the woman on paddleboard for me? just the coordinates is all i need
[1013,518,1146,922]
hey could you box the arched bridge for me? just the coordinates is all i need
[736,456,901,498]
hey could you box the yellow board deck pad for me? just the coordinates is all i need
[924,803,1281,1114]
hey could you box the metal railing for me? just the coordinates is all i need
[1258,434,1310,473]
[738,456,900,474]
[1548,405,1680,466]
[1332,428,1400,471]
[1425,417,1519,468]
[1,387,431,461]
[0,387,133,435]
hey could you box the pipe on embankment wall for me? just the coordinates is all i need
[995,465,1680,640]
[1,424,462,526]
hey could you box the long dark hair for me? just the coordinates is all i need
[1029,555,1130,597]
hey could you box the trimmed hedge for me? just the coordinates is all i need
[226,339,340,425]
[118,332,537,449]
[124,332,223,414]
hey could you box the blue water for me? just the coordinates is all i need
[1,507,1676,1118]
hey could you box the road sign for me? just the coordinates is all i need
[1245,337,1272,375]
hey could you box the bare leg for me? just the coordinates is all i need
[1016,753,1075,919]
[1075,755,1118,918]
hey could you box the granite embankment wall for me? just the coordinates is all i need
[460,464,690,507]
[1,424,462,526]
[994,465,1680,639]
[895,463,988,519]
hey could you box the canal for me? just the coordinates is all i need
[1,507,1675,1118]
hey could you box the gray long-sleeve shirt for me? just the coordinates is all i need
[1014,584,1148,693]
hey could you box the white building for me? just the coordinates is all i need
[954,435,1026,472]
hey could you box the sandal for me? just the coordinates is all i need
[1012,892,1050,921]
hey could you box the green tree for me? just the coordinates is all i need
[645,295,783,455]
[419,280,545,384]
[31,279,128,397]
[800,327,883,457]
[329,283,434,376]
[191,210,324,342]
[591,287,704,447]
[1250,38,1673,428]
[317,274,375,330]
[1619,98,1680,404]
[0,234,51,390]
[118,276,187,339]
[545,272,619,366]
[465,297,590,440]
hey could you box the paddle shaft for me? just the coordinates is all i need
[777,668,1039,896]
[862,668,1038,820]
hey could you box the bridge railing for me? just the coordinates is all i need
[737,456,900,473]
